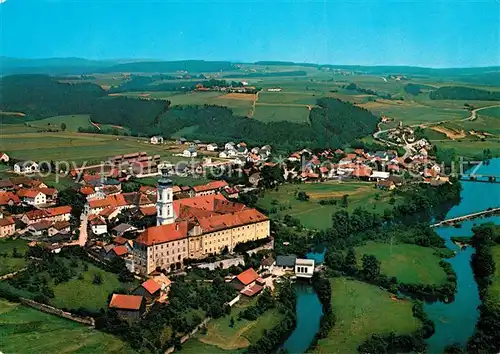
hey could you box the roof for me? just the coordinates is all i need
[377,180,395,187]
[88,194,127,209]
[48,206,72,216]
[140,206,157,216]
[113,236,128,245]
[0,217,15,227]
[79,186,95,195]
[89,215,106,225]
[141,279,161,295]
[30,220,53,231]
[112,245,129,257]
[99,206,118,218]
[371,171,390,179]
[51,221,70,230]
[0,192,20,205]
[261,256,275,267]
[351,167,372,178]
[135,221,189,246]
[296,258,315,266]
[236,268,259,286]
[17,189,44,199]
[197,209,267,233]
[0,180,14,188]
[39,188,57,196]
[109,294,143,311]
[240,284,263,297]
[192,180,228,193]
[276,255,297,267]
[112,223,136,234]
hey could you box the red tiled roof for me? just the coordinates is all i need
[113,245,128,257]
[39,188,57,196]
[109,294,143,310]
[79,186,95,195]
[197,209,268,233]
[141,279,161,295]
[140,206,156,216]
[173,193,227,216]
[352,167,372,178]
[236,268,259,286]
[17,189,44,199]
[48,206,72,216]
[89,215,106,225]
[192,180,228,193]
[51,221,70,230]
[0,192,20,205]
[135,221,189,246]
[241,284,264,297]
[88,194,127,209]
[0,217,15,227]
[113,236,128,245]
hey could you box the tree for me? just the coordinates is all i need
[361,254,381,280]
[297,191,310,201]
[341,194,349,208]
[229,317,235,327]
[60,122,67,131]
[92,273,103,285]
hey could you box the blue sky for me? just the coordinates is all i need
[1,0,499,67]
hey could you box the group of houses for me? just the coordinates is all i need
[0,176,72,240]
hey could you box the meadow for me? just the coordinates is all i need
[48,260,138,312]
[257,181,397,229]
[0,238,29,276]
[182,296,283,352]
[313,277,421,354]
[355,241,448,285]
[253,104,311,123]
[430,138,500,159]
[0,300,133,353]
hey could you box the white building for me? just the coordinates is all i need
[18,190,46,206]
[182,147,197,158]
[150,136,164,145]
[225,142,236,151]
[206,143,218,152]
[0,152,9,163]
[370,171,390,180]
[14,161,39,174]
[90,216,108,235]
[295,258,315,279]
[156,169,175,226]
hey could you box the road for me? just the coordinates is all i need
[373,103,500,159]
[78,213,88,247]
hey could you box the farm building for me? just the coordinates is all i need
[295,258,315,279]
[14,161,39,174]
[108,294,145,320]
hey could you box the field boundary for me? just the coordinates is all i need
[19,297,95,327]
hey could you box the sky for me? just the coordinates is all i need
[0,0,499,68]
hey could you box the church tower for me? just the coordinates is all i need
[156,167,175,226]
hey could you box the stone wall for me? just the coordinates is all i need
[20,298,95,326]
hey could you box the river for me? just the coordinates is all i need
[425,157,500,353]
[282,158,500,354]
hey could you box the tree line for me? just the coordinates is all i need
[430,86,500,101]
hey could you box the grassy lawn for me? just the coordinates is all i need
[485,245,500,311]
[253,104,311,123]
[180,338,244,354]
[258,91,318,105]
[355,241,448,285]
[430,138,500,159]
[0,238,29,276]
[26,115,93,132]
[257,182,397,229]
[190,297,283,351]
[313,278,421,354]
[0,300,133,353]
[49,261,137,312]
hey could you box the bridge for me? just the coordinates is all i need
[459,174,500,183]
[430,208,500,228]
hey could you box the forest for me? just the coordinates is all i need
[429,86,500,101]
[0,75,379,150]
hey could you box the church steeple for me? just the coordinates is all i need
[156,166,174,226]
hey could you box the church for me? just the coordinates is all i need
[133,169,270,275]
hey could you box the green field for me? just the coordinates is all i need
[0,300,133,353]
[0,129,176,164]
[257,182,397,229]
[355,241,448,285]
[430,138,500,159]
[26,114,93,132]
[253,104,311,123]
[0,238,29,276]
[486,245,500,311]
[183,297,282,352]
[258,91,318,105]
[48,261,137,312]
[313,278,421,354]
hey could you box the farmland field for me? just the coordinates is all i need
[25,114,93,132]
[258,92,318,105]
[256,182,398,230]
[253,104,311,123]
[430,138,500,159]
[0,238,29,276]
[183,296,282,352]
[313,278,421,354]
[355,241,448,285]
[0,300,133,354]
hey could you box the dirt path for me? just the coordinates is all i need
[248,91,260,117]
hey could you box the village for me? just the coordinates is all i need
[0,133,453,349]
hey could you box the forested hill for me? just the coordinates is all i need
[0,75,378,150]
[429,86,500,101]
